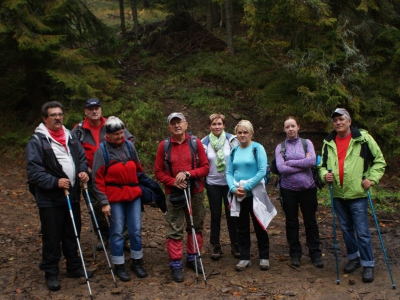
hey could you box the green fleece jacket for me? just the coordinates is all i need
[319,126,386,200]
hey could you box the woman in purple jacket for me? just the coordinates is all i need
[275,116,323,268]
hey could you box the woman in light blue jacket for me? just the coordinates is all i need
[226,120,274,272]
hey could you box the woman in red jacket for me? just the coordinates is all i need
[92,116,147,282]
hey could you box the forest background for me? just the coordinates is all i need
[1,0,400,208]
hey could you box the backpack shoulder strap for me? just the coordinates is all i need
[253,143,258,162]
[230,145,239,163]
[76,121,84,141]
[100,142,110,166]
[164,137,173,176]
[280,141,287,161]
[360,139,375,174]
[322,144,328,168]
[100,142,111,177]
[187,135,199,170]
[124,140,134,160]
[300,138,308,157]
[31,133,40,141]
[202,135,210,146]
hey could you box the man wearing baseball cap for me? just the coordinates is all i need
[72,98,135,251]
[154,112,210,282]
[319,108,386,283]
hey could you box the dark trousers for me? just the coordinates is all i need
[207,184,239,246]
[39,203,82,277]
[237,196,269,260]
[280,186,321,259]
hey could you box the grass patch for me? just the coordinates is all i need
[86,0,169,29]
[317,185,400,213]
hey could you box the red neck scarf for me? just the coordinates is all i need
[47,127,67,151]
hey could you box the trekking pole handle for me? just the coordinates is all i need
[64,189,69,196]
[327,169,332,181]
[81,181,88,189]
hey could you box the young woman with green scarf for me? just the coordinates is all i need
[201,113,240,261]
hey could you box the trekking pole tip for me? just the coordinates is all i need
[393,284,396,290]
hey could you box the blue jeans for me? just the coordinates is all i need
[334,198,374,267]
[109,198,143,265]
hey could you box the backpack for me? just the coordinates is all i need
[230,143,271,185]
[270,138,324,190]
[163,134,201,188]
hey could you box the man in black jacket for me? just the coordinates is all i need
[26,101,93,291]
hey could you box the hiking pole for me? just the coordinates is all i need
[64,189,93,300]
[82,182,118,288]
[363,176,396,289]
[82,188,97,262]
[183,175,207,285]
[328,170,340,285]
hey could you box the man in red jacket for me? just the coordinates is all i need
[72,98,134,249]
[155,112,210,282]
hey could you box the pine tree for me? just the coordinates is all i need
[0,0,121,114]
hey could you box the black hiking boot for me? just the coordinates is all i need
[291,257,301,267]
[171,268,184,282]
[362,267,374,283]
[312,257,324,268]
[46,275,60,291]
[210,244,221,261]
[130,259,148,278]
[114,264,131,282]
[231,243,241,259]
[344,257,361,273]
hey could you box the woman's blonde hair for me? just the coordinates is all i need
[208,113,225,126]
[234,120,254,135]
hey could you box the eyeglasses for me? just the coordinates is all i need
[48,113,64,118]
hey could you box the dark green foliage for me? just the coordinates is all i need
[242,0,400,154]
[0,0,121,114]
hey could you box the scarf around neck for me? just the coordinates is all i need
[47,127,67,151]
[209,131,226,172]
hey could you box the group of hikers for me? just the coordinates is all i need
[26,100,386,292]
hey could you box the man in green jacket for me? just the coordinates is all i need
[319,108,386,284]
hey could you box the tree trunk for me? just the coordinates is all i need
[119,0,126,33]
[220,2,224,28]
[225,0,234,55]
[212,2,220,25]
[206,0,212,32]
[130,0,139,43]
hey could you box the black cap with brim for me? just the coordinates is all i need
[85,98,101,108]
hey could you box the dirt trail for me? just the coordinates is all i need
[1,155,400,300]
